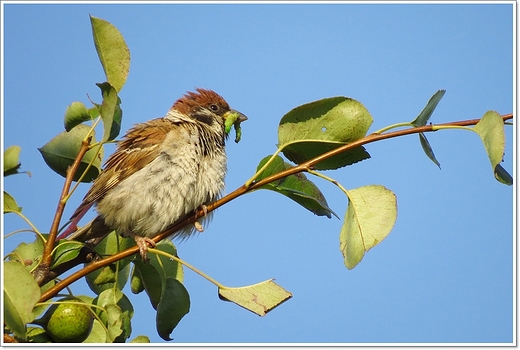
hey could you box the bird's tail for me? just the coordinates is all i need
[66,216,114,245]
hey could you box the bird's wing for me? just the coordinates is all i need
[71,118,175,218]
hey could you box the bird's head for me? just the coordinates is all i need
[171,88,247,141]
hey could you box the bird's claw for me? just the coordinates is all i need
[132,234,156,261]
[194,221,204,232]
[193,204,209,232]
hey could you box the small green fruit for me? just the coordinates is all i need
[44,298,94,343]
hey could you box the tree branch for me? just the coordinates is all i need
[38,113,513,302]
[34,138,92,285]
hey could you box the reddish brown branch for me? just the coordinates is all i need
[34,138,92,285]
[38,113,513,302]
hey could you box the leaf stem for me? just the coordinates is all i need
[431,124,474,132]
[148,248,225,289]
[372,122,414,135]
[244,146,284,188]
[4,211,43,238]
[3,228,41,240]
[307,170,350,198]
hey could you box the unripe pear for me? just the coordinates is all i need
[40,297,94,343]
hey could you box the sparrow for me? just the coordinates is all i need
[59,88,247,259]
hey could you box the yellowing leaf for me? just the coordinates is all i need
[340,185,398,269]
[278,96,373,170]
[129,335,151,343]
[279,97,373,143]
[90,15,130,93]
[4,145,22,176]
[473,110,512,185]
[218,279,292,316]
[4,191,22,213]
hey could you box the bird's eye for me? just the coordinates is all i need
[209,104,220,112]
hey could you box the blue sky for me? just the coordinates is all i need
[3,2,514,344]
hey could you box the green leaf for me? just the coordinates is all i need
[473,110,512,185]
[92,267,118,285]
[129,335,151,343]
[4,145,22,176]
[64,102,92,132]
[131,261,162,309]
[85,232,134,294]
[50,240,83,269]
[88,106,100,119]
[4,261,42,339]
[218,279,293,316]
[340,185,398,270]
[278,96,373,170]
[6,235,44,270]
[105,304,124,342]
[92,230,135,257]
[412,91,445,168]
[495,164,513,185]
[411,89,446,126]
[96,82,123,142]
[256,155,337,218]
[130,265,145,294]
[280,97,373,142]
[148,241,184,283]
[82,319,107,343]
[90,15,130,93]
[156,278,190,341]
[284,141,370,171]
[32,280,56,320]
[133,241,184,310]
[93,289,134,343]
[419,132,441,169]
[86,263,132,294]
[38,124,104,183]
[26,326,53,343]
[4,191,22,213]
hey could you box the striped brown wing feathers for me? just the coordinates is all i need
[71,118,173,218]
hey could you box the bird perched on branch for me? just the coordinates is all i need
[60,88,247,259]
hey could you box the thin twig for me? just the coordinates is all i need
[34,138,92,285]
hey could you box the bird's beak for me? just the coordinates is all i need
[227,110,248,123]
[224,110,248,143]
